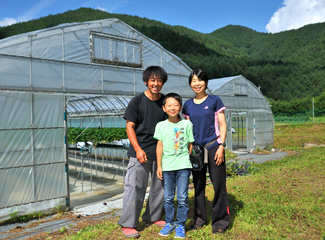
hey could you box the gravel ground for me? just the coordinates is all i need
[231,150,288,164]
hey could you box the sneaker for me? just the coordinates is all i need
[121,227,140,238]
[191,224,203,230]
[174,225,185,238]
[212,228,226,234]
[152,220,166,227]
[159,223,175,236]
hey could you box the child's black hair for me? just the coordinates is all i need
[163,92,182,106]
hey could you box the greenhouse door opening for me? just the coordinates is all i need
[231,112,247,150]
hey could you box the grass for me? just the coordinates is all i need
[223,147,324,239]
[48,123,325,239]
[274,115,325,124]
[311,116,325,123]
[274,122,325,150]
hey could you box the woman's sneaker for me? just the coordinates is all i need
[174,225,185,238]
[159,223,175,236]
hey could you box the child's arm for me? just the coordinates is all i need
[156,140,163,180]
[188,142,193,154]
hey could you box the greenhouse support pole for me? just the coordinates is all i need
[133,71,136,95]
[28,36,38,203]
[75,151,77,171]
[62,29,66,91]
[81,147,84,192]
[102,155,104,177]
[30,94,37,202]
[237,115,239,146]
[90,147,93,191]
[253,117,256,149]
[312,98,315,124]
[64,96,71,209]
[95,148,98,177]
[240,115,244,145]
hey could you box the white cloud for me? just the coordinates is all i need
[0,18,18,27]
[19,0,56,22]
[85,0,129,13]
[0,0,57,27]
[97,7,108,12]
[266,0,325,33]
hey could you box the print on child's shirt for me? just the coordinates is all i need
[173,127,185,154]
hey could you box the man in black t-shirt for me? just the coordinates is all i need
[118,66,168,238]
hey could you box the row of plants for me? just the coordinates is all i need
[268,92,325,116]
[68,127,242,177]
[68,127,127,145]
[274,113,310,123]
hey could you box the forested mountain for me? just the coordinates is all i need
[0,7,324,101]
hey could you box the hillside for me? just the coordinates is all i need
[210,24,325,98]
[0,7,324,101]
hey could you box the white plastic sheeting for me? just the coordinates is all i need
[0,18,193,96]
[0,92,66,210]
[208,75,274,151]
[67,95,132,116]
[0,18,193,219]
[0,17,274,219]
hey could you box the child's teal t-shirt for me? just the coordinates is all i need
[154,119,194,171]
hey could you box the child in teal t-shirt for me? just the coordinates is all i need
[154,92,194,238]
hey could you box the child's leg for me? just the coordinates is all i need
[175,169,191,226]
[162,171,176,225]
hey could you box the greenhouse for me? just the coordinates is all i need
[207,75,274,152]
[0,18,193,221]
[0,18,274,221]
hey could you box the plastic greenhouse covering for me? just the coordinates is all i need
[0,18,193,220]
[208,75,274,151]
[67,95,133,128]
[0,18,274,221]
[67,95,132,116]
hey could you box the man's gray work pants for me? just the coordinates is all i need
[118,157,164,228]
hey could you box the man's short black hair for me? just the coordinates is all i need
[143,66,168,84]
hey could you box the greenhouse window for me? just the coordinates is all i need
[90,31,142,68]
[234,83,248,96]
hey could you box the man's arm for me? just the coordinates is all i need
[126,120,148,163]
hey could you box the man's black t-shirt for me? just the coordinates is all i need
[123,92,167,160]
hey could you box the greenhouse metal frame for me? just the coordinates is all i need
[0,18,274,221]
[0,18,193,221]
[208,75,274,151]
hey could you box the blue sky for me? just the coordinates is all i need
[1,0,325,33]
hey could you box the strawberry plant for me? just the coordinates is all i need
[67,127,127,145]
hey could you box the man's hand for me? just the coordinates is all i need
[136,148,148,163]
